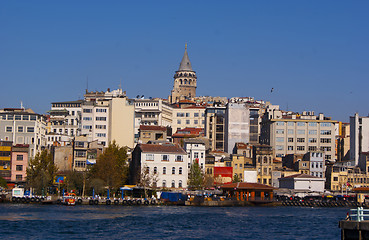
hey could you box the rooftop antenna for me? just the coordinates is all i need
[20,101,24,110]
[86,76,89,93]
[119,78,122,90]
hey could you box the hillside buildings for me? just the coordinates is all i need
[350,113,369,165]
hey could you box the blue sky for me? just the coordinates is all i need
[1,1,368,122]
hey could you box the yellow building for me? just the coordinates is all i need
[0,141,12,181]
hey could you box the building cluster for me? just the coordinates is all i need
[0,45,368,196]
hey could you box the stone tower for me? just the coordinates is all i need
[169,44,197,104]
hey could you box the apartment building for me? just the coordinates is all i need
[252,145,274,186]
[0,141,12,181]
[350,113,369,165]
[130,144,188,189]
[11,144,29,183]
[183,138,206,171]
[171,104,205,133]
[260,109,337,161]
[0,108,47,158]
[205,105,226,152]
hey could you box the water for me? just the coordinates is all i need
[0,204,346,239]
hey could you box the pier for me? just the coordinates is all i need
[339,208,369,240]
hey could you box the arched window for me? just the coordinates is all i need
[180,79,183,84]
[172,167,175,174]
[154,167,157,174]
[171,180,175,188]
[258,156,261,163]
[189,79,192,84]
[264,156,268,164]
[179,180,182,188]
[184,73,187,77]
[162,180,166,188]
[163,167,166,175]
[179,167,182,175]
[184,79,187,84]
[146,166,150,173]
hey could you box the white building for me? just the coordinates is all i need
[130,144,188,189]
[225,103,250,153]
[183,139,206,171]
[279,173,325,193]
[0,108,47,158]
[350,113,369,165]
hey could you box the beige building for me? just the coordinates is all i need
[337,122,350,162]
[169,45,197,104]
[260,109,337,161]
[171,105,205,133]
[108,96,135,149]
[253,145,274,186]
[139,125,167,144]
[205,105,227,152]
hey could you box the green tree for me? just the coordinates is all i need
[26,150,58,195]
[233,174,241,183]
[89,141,129,192]
[0,176,7,188]
[137,164,159,198]
[188,161,204,190]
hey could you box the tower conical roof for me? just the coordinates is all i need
[178,44,193,71]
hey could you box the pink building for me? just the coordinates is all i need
[11,144,29,183]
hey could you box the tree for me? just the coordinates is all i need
[0,176,7,189]
[26,149,58,195]
[233,174,241,183]
[188,160,204,190]
[137,164,159,198]
[89,141,129,192]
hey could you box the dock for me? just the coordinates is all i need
[339,207,369,240]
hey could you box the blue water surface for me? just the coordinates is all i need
[0,204,346,239]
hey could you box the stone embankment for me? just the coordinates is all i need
[282,199,365,208]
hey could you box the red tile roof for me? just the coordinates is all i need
[220,182,275,190]
[139,125,166,131]
[138,144,186,154]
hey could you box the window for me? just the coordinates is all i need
[96,133,106,137]
[162,180,166,188]
[17,155,23,161]
[308,130,317,135]
[276,137,284,142]
[276,129,284,134]
[176,155,183,162]
[288,122,294,126]
[163,167,166,174]
[309,122,317,127]
[308,138,317,143]
[96,125,106,129]
[154,167,157,174]
[177,113,184,117]
[194,113,199,117]
[287,129,294,134]
[235,164,238,169]
[171,180,175,188]
[276,122,284,126]
[96,117,106,121]
[17,126,24,132]
[186,113,190,117]
[179,180,182,188]
[83,117,92,121]
[320,122,332,127]
[161,155,169,161]
[320,138,331,143]
[194,120,198,124]
[276,145,284,150]
[172,167,175,174]
[288,138,294,142]
[15,115,21,120]
[16,175,22,181]
[179,167,182,175]
[6,126,12,132]
[194,152,199,158]
[320,146,331,152]
[297,122,305,126]
[83,125,92,130]
[297,130,305,135]
[30,115,36,121]
[297,138,305,142]
[177,120,181,124]
[201,152,204,158]
[186,120,190,124]
[27,127,34,133]
[308,146,317,151]
[76,150,86,157]
[297,146,305,151]
[8,115,14,120]
[321,130,331,135]
[96,108,107,113]
[16,165,23,171]
[22,115,29,120]
[83,109,92,113]
[288,146,293,150]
